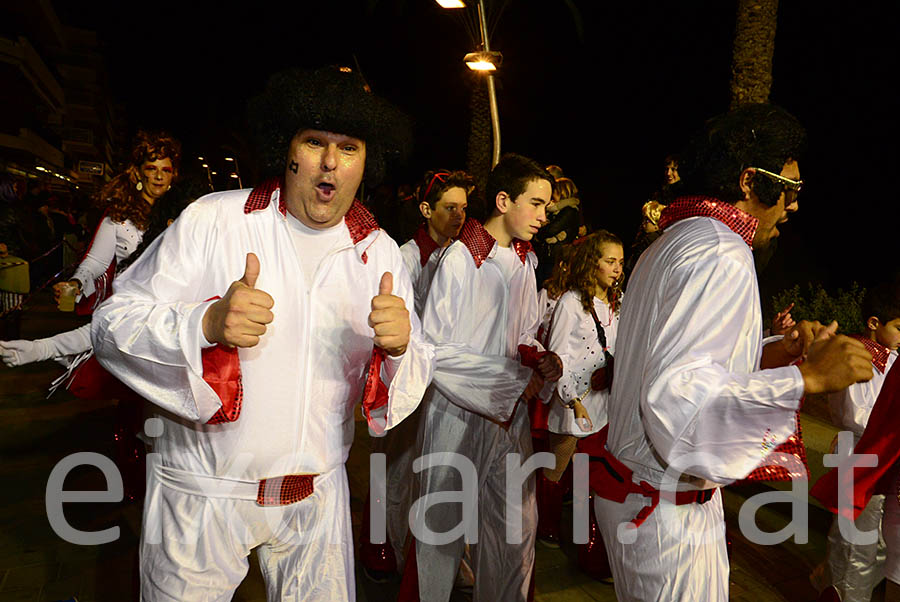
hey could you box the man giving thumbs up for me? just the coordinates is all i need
[91,66,433,601]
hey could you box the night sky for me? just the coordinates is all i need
[54,0,899,311]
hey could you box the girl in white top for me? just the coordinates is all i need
[544,230,624,482]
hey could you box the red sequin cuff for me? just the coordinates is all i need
[362,347,389,428]
[203,344,243,424]
[518,344,546,371]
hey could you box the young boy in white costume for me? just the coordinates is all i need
[818,280,900,602]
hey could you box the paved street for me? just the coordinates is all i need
[0,290,884,601]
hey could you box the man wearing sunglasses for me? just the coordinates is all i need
[591,103,874,602]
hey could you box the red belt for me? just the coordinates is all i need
[588,427,717,528]
[257,474,317,506]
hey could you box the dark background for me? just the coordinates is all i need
[53,0,899,309]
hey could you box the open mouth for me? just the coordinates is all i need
[316,182,336,200]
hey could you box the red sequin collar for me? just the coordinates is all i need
[658,196,759,249]
[243,178,379,245]
[413,224,440,267]
[852,334,890,374]
[244,177,286,215]
[457,219,531,268]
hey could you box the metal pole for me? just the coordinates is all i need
[234,158,242,189]
[477,0,501,167]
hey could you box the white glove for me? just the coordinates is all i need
[0,339,52,367]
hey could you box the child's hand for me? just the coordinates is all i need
[573,401,593,432]
[771,302,796,336]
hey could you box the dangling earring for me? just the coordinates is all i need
[136,180,143,192]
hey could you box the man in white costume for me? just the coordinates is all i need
[399,154,562,602]
[91,66,434,601]
[592,104,875,601]
[361,169,473,580]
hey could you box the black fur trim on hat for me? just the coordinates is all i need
[248,66,412,185]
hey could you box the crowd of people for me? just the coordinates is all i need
[0,64,896,602]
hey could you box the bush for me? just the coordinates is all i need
[771,282,865,335]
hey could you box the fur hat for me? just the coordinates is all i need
[248,65,412,185]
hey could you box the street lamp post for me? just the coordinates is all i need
[224,157,243,189]
[436,0,502,167]
[201,162,214,192]
[475,0,500,167]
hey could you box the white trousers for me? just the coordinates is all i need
[595,488,728,602]
[882,485,900,584]
[140,465,353,601]
[826,493,886,602]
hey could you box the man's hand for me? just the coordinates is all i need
[368,272,410,357]
[202,253,274,348]
[537,351,563,382]
[798,331,874,395]
[771,302,796,337]
[782,319,834,359]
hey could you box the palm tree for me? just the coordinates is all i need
[730,0,779,109]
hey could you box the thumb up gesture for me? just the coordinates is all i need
[368,272,411,356]
[202,253,275,347]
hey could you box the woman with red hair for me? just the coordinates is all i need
[55,130,181,310]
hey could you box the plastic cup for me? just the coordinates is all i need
[57,282,77,312]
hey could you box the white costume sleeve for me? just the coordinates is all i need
[549,294,591,404]
[45,323,93,358]
[369,250,435,435]
[826,353,894,437]
[640,252,805,483]
[72,217,118,297]
[399,240,420,288]
[90,204,224,422]
[423,248,533,422]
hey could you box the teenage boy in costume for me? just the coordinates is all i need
[360,169,472,580]
[400,153,562,601]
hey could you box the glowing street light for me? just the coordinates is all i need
[201,163,214,191]
[437,0,501,166]
[464,51,502,71]
[224,156,243,189]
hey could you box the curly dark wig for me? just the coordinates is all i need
[99,131,181,231]
[677,104,806,207]
[247,66,412,186]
